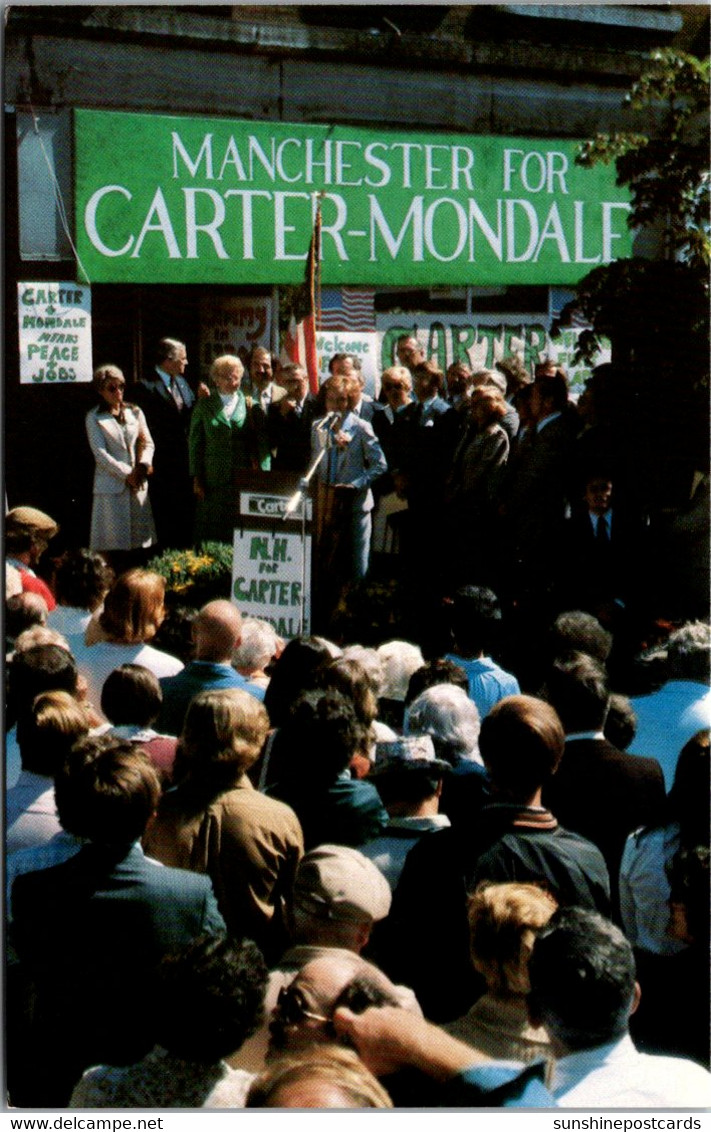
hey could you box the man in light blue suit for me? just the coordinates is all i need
[313,374,388,583]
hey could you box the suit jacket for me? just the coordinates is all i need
[248,383,287,466]
[353,397,384,425]
[447,423,509,518]
[562,507,647,611]
[312,411,387,513]
[399,397,457,510]
[133,372,195,472]
[372,401,416,468]
[86,404,154,496]
[85,404,156,552]
[502,413,577,569]
[133,372,196,546]
[189,389,262,490]
[144,773,304,960]
[10,842,224,1105]
[268,392,319,472]
[544,737,665,909]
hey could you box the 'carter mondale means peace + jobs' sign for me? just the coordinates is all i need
[74,110,633,287]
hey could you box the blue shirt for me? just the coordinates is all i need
[157,661,264,736]
[445,654,520,719]
[447,1061,552,1107]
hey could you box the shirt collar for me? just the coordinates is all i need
[552,1035,633,1098]
[110,724,159,742]
[536,411,562,433]
[566,730,606,742]
[387,814,451,831]
[15,769,52,789]
[155,366,173,391]
[7,557,33,575]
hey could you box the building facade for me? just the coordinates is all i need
[5,4,706,542]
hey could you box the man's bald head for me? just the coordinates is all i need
[192,600,243,663]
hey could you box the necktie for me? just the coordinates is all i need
[170,378,184,411]
[596,515,609,544]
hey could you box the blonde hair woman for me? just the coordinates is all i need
[247,1045,393,1108]
[446,881,557,1071]
[188,354,269,543]
[144,688,304,961]
[75,569,183,720]
[7,690,90,855]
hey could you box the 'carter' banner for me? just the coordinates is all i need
[74,110,632,287]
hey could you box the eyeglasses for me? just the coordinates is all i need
[104,383,125,392]
[383,383,406,392]
[276,984,331,1026]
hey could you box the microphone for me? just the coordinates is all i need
[315,411,340,433]
[283,477,309,518]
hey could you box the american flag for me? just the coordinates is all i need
[283,315,319,394]
[318,287,376,333]
[550,287,591,329]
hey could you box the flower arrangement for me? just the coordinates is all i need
[147,541,233,605]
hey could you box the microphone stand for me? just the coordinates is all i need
[282,415,339,635]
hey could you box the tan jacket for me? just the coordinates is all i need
[144,774,303,957]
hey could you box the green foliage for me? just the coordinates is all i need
[576,49,710,266]
[573,258,710,377]
[572,50,710,502]
[147,541,233,604]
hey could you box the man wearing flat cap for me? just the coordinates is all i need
[6,506,59,611]
[228,844,395,1075]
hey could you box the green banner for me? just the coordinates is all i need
[74,109,632,286]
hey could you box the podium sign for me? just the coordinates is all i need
[232,526,312,639]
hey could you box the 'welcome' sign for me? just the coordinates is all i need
[74,109,632,286]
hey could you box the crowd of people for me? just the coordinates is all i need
[4,330,710,1111]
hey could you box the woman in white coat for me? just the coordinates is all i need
[86,365,157,561]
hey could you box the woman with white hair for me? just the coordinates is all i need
[376,640,424,732]
[406,684,482,765]
[406,683,489,831]
[233,618,283,690]
[188,354,269,543]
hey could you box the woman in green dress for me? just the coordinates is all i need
[189,354,269,544]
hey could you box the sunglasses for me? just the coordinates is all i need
[104,382,125,392]
[276,984,331,1026]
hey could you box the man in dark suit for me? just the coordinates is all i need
[502,369,578,590]
[397,361,456,581]
[543,650,665,915]
[9,735,225,1107]
[268,362,319,473]
[246,345,286,469]
[562,470,647,619]
[133,337,196,549]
